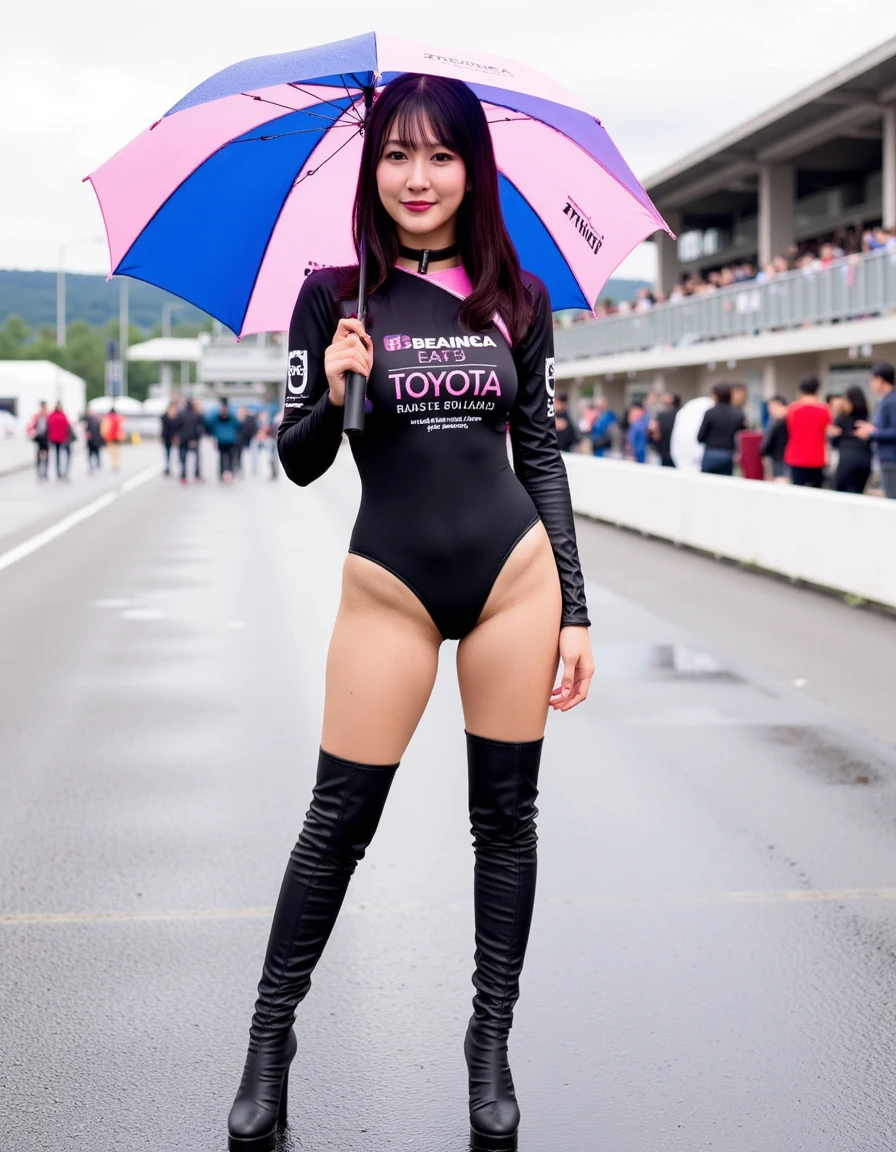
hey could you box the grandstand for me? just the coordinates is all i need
[555,37,896,420]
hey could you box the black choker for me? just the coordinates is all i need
[398,243,459,275]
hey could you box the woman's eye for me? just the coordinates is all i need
[386,150,406,161]
[433,152,454,162]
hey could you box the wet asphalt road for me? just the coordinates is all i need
[2,443,896,1152]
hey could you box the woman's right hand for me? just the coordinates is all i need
[325,318,373,408]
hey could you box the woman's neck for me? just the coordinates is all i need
[394,225,462,273]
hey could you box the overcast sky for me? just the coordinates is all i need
[4,0,896,282]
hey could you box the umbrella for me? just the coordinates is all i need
[86,32,671,430]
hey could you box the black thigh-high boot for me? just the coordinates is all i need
[227,748,398,1152]
[464,731,542,1152]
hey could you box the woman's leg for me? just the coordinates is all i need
[229,560,441,1151]
[322,555,443,762]
[455,525,561,1150]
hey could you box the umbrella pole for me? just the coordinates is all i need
[343,85,375,436]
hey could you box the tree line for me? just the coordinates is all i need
[0,315,205,402]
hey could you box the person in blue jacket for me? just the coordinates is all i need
[856,361,896,498]
[206,397,240,482]
[589,397,617,457]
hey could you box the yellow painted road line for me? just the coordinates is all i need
[3,887,896,926]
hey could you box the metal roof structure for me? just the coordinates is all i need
[645,37,896,215]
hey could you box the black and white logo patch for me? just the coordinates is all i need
[287,349,308,396]
[545,356,555,418]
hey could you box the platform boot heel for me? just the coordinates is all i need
[227,749,398,1152]
[463,731,542,1152]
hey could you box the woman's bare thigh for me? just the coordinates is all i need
[321,555,442,764]
[456,522,561,743]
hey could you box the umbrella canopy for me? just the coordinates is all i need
[87,32,671,336]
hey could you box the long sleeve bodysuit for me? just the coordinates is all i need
[278,264,590,639]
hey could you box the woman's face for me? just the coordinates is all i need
[841,396,853,414]
[376,115,468,248]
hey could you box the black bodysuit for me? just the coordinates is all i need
[277,266,590,640]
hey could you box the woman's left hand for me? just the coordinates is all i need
[550,626,594,712]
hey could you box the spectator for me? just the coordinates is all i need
[161,401,179,476]
[829,385,872,494]
[175,399,205,486]
[588,397,617,458]
[626,403,650,464]
[27,401,50,480]
[697,383,746,476]
[207,397,240,481]
[47,401,72,481]
[785,375,830,487]
[855,361,896,498]
[82,410,104,473]
[649,392,681,467]
[760,395,789,481]
[553,393,581,453]
[237,406,259,477]
[100,407,126,472]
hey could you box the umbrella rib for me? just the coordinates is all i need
[288,83,362,122]
[238,92,347,122]
[338,76,366,124]
[234,122,362,143]
[293,124,364,187]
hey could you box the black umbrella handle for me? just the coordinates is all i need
[343,370,367,435]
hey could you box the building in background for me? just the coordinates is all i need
[128,329,287,408]
[556,36,896,423]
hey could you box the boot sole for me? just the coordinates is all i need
[470,1125,518,1151]
[228,1131,276,1152]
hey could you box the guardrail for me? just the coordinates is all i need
[564,454,896,610]
[555,247,896,361]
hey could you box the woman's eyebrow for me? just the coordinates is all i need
[383,137,445,149]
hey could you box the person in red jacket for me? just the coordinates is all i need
[785,375,830,487]
[46,402,72,481]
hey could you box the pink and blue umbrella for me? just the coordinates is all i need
[86,32,671,336]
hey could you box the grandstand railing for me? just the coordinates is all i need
[555,247,896,362]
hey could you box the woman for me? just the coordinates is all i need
[697,382,746,475]
[830,385,872,493]
[227,74,594,1152]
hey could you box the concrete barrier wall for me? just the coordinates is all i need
[564,455,896,610]
[0,438,34,477]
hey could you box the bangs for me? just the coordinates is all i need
[382,84,461,154]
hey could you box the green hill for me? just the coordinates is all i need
[0,269,651,333]
[0,269,211,333]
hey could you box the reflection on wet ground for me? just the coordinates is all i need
[759,725,887,787]
[591,642,743,682]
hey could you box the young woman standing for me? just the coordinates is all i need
[227,73,594,1152]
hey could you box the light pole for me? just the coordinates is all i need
[56,237,105,348]
[119,277,129,398]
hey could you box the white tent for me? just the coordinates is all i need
[0,361,87,435]
[87,395,144,416]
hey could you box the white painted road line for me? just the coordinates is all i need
[0,463,163,576]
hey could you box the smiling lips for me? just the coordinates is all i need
[402,201,436,212]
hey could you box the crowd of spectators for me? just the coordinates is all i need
[553,360,896,499]
[557,225,896,324]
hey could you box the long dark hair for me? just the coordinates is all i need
[342,73,533,344]
[844,385,868,420]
